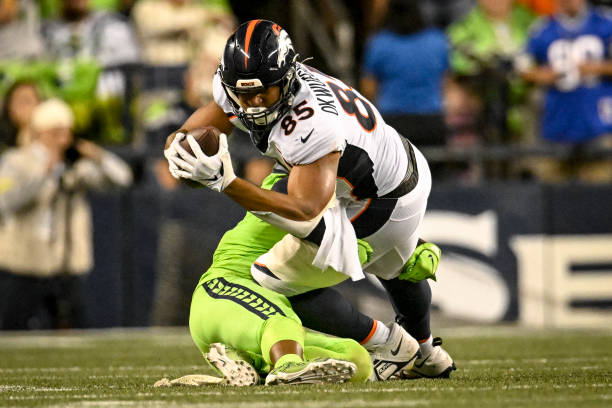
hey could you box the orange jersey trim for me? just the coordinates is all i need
[350,198,372,222]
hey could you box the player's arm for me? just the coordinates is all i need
[579,60,612,77]
[518,64,559,85]
[164,102,234,149]
[224,151,340,221]
[515,45,559,86]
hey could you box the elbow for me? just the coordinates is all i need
[293,209,318,222]
[292,200,328,222]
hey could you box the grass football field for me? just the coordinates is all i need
[0,326,610,407]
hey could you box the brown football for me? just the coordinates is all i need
[179,127,221,156]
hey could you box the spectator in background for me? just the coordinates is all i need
[449,0,534,76]
[133,1,270,188]
[360,0,449,152]
[420,0,476,28]
[0,80,42,152]
[517,0,557,15]
[42,0,141,145]
[132,0,234,67]
[0,98,133,330]
[0,0,44,60]
[447,0,535,146]
[39,0,137,19]
[516,0,612,182]
[43,0,140,67]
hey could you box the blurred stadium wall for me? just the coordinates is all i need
[84,182,612,329]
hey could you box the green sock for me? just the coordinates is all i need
[260,316,305,366]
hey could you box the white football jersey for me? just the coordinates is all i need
[213,63,409,201]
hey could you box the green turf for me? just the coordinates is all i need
[0,326,611,407]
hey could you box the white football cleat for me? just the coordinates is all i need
[265,358,356,385]
[366,322,420,381]
[401,337,456,379]
[205,343,260,386]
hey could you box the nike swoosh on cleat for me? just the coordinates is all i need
[414,355,431,368]
[300,129,314,143]
[390,338,403,356]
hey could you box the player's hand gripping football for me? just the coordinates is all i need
[166,132,236,192]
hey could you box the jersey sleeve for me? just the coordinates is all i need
[274,110,346,166]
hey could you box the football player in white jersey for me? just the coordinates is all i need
[165,19,455,379]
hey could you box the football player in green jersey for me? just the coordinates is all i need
[188,172,373,385]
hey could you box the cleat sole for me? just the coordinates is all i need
[205,343,259,386]
[265,359,356,386]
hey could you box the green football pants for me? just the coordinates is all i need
[189,272,371,382]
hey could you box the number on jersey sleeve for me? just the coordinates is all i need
[327,82,377,132]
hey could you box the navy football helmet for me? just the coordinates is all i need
[219,20,299,143]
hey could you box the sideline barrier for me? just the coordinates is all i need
[85,182,612,328]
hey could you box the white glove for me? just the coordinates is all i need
[163,132,184,179]
[215,133,237,191]
[168,133,236,192]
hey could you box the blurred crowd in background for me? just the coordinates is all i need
[1,0,612,330]
[2,0,612,184]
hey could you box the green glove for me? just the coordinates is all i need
[399,242,441,282]
[357,239,373,265]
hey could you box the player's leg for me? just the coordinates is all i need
[189,275,302,371]
[258,145,453,378]
[289,287,373,342]
[290,286,420,381]
[251,157,450,379]
[355,146,455,378]
[302,330,372,382]
[250,226,422,380]
[189,274,356,385]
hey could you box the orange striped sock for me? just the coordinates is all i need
[418,335,433,355]
[360,320,390,348]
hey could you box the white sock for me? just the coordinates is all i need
[418,335,434,356]
[362,320,390,348]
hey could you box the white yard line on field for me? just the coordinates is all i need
[46,400,426,408]
[0,386,78,392]
[459,356,612,365]
[2,355,607,375]
[0,365,204,373]
[34,393,612,408]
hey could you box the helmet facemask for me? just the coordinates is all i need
[222,64,297,134]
